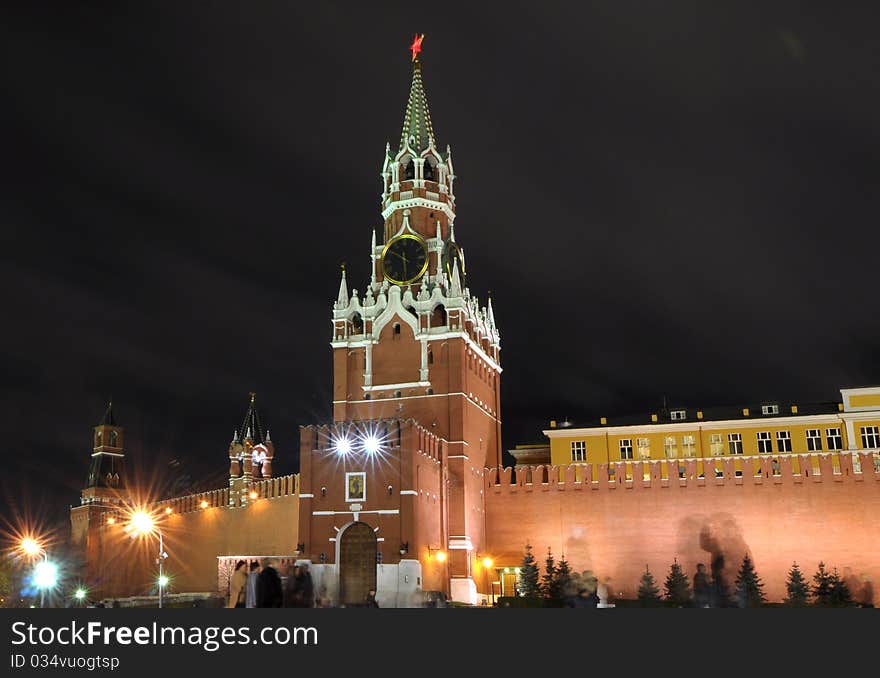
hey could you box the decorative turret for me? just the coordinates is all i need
[228,393,275,506]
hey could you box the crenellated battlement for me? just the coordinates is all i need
[485,451,880,495]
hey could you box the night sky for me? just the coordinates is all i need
[3,3,879,530]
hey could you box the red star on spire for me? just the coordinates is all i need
[410,33,425,62]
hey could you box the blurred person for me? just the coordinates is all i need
[246,561,261,608]
[227,560,247,608]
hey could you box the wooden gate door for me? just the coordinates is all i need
[339,522,377,606]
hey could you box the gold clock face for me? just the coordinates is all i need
[443,240,465,282]
[381,234,429,285]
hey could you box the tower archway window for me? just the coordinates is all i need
[96,431,102,446]
[404,159,415,180]
[428,350,433,365]
[424,160,435,181]
[351,313,364,333]
[393,323,401,336]
[109,431,117,447]
[431,304,447,327]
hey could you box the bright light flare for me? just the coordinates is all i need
[249,491,258,500]
[334,436,352,455]
[363,435,381,455]
[482,557,494,569]
[164,507,172,515]
[74,588,87,601]
[33,560,59,589]
[157,575,170,588]
[20,537,41,557]
[435,551,447,562]
[129,511,155,536]
[199,500,208,509]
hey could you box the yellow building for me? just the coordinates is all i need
[543,386,880,478]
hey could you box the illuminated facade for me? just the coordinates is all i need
[543,387,880,479]
[70,44,880,606]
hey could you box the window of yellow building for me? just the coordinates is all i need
[570,440,586,462]
[682,434,696,456]
[664,436,677,458]
[757,431,772,453]
[619,439,633,460]
[776,431,792,453]
[826,428,842,450]
[637,438,650,459]
[806,429,822,452]
[710,433,724,455]
[861,426,880,449]
[728,433,743,455]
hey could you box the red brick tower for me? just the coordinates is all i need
[70,402,131,593]
[317,40,502,604]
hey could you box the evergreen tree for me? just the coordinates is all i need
[541,548,558,599]
[664,559,691,607]
[734,554,766,608]
[555,555,573,602]
[784,562,810,607]
[812,562,833,606]
[637,565,662,607]
[829,568,853,607]
[518,543,541,599]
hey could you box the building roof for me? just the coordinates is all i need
[399,58,436,154]
[99,400,116,427]
[239,392,267,444]
[547,400,843,432]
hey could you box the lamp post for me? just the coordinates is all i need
[128,510,168,608]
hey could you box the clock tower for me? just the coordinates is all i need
[323,40,502,603]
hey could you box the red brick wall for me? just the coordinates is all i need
[484,452,880,603]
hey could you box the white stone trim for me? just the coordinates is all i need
[448,536,473,551]
[312,509,401,517]
[91,452,124,457]
[399,490,418,495]
[362,380,431,393]
[841,386,880,412]
[382,196,455,222]
[298,493,314,498]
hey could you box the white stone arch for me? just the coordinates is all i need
[372,286,420,338]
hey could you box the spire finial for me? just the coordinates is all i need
[409,33,425,62]
[336,265,349,307]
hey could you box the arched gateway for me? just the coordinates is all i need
[339,522,377,606]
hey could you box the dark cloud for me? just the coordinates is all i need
[2,2,878,527]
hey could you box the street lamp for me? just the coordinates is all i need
[128,510,168,609]
[481,557,494,606]
[20,537,42,558]
[33,559,58,608]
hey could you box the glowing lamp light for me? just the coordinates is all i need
[34,561,59,590]
[334,436,352,455]
[200,500,209,509]
[363,435,381,455]
[164,507,172,515]
[20,537,41,557]
[482,557,494,569]
[249,491,258,500]
[129,511,154,536]
[106,517,116,525]
[157,575,169,588]
[435,551,447,563]
[74,588,87,601]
